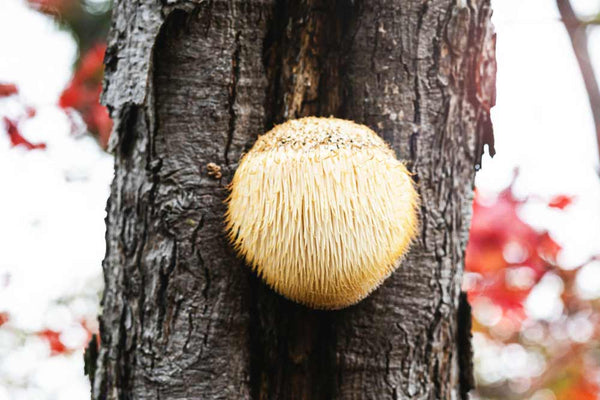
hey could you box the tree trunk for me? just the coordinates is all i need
[90,0,495,399]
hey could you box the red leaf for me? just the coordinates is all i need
[0,83,18,97]
[465,184,560,317]
[467,270,531,315]
[3,117,46,150]
[27,0,76,16]
[38,329,68,355]
[548,195,573,210]
[75,44,106,83]
[3,118,46,150]
[90,104,113,148]
[0,312,9,327]
[59,44,112,148]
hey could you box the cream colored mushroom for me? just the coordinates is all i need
[225,117,419,309]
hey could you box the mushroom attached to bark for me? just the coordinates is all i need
[225,117,419,309]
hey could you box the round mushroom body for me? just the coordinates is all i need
[226,117,419,309]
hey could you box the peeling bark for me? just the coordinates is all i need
[92,1,495,399]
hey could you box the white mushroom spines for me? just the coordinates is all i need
[225,117,419,309]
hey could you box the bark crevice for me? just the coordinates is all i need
[225,30,242,165]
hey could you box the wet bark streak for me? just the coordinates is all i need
[93,0,495,399]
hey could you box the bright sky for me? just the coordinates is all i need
[0,0,599,399]
[0,2,111,399]
[478,0,600,270]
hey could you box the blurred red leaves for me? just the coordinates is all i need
[0,313,9,327]
[1,46,113,150]
[59,43,112,148]
[556,380,598,400]
[0,83,45,150]
[465,185,559,315]
[21,1,114,149]
[27,0,77,17]
[36,318,98,356]
[3,117,46,150]
[38,329,68,355]
[466,181,600,398]
[551,363,600,400]
[0,83,18,98]
[548,195,574,210]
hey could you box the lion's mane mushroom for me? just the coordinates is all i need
[225,117,419,309]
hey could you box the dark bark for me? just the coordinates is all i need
[91,1,495,399]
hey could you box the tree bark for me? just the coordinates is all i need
[90,1,495,399]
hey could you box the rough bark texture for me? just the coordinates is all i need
[91,0,495,399]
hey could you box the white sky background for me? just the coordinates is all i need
[478,0,600,270]
[0,1,111,399]
[0,0,600,399]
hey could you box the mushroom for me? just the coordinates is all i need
[226,117,419,309]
